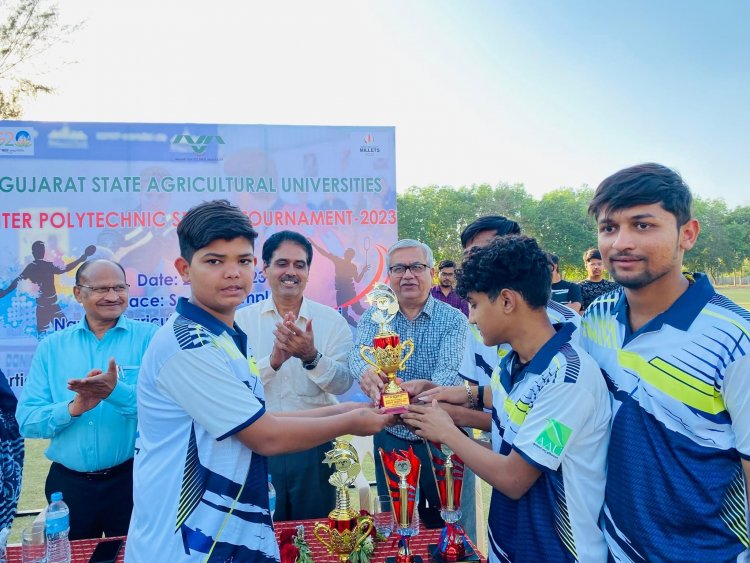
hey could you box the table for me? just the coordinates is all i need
[5,521,484,562]
[6,536,126,563]
[275,519,484,563]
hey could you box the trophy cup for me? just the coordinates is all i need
[314,439,374,562]
[379,447,422,563]
[360,284,415,414]
[426,441,479,562]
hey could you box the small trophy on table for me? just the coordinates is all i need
[379,446,422,563]
[360,284,414,414]
[313,439,373,563]
[426,441,479,562]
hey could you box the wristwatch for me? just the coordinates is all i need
[302,350,322,370]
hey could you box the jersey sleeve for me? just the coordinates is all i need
[723,354,750,460]
[156,346,264,440]
[511,380,596,472]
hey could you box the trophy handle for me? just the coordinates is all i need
[398,339,414,371]
[313,522,334,552]
[359,345,379,370]
[353,517,374,552]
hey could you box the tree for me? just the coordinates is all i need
[0,0,79,118]
[530,187,596,278]
[398,182,534,262]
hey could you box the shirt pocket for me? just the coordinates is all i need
[117,365,141,384]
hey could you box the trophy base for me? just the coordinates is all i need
[428,542,481,563]
[386,556,424,563]
[381,391,410,414]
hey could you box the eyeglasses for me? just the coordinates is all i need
[388,263,429,276]
[77,284,130,295]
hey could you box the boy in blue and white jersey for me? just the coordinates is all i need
[126,200,391,563]
[404,234,610,563]
[583,163,750,562]
[458,216,581,387]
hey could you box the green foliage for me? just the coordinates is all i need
[397,183,534,264]
[0,0,80,118]
[398,184,750,281]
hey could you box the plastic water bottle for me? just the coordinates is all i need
[46,491,71,563]
[268,474,276,520]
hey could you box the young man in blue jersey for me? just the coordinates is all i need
[403,234,611,563]
[582,163,750,562]
[127,200,391,562]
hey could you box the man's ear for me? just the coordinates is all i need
[174,256,190,283]
[499,288,517,314]
[679,218,700,252]
[73,285,83,304]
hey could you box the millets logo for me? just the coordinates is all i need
[172,134,225,154]
[360,133,380,154]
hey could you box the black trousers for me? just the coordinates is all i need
[45,459,133,540]
[268,442,336,521]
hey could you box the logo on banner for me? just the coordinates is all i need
[48,125,88,150]
[0,128,35,156]
[172,134,225,155]
[360,133,380,154]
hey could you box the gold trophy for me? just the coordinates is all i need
[314,439,374,562]
[359,284,415,413]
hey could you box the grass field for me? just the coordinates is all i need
[10,286,750,546]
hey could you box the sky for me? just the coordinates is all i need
[14,0,750,206]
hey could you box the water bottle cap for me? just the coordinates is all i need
[51,492,63,502]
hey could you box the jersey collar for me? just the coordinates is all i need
[499,321,576,393]
[613,272,714,336]
[176,297,248,355]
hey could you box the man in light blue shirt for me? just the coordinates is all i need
[16,259,157,539]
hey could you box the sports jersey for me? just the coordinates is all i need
[127,298,278,563]
[488,322,610,563]
[580,274,750,562]
[460,300,581,385]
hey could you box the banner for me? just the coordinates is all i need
[0,122,397,395]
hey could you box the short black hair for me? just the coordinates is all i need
[460,215,521,249]
[177,200,258,263]
[588,163,693,227]
[262,231,313,266]
[437,259,456,270]
[75,259,126,285]
[547,253,559,266]
[457,235,551,309]
[583,248,602,262]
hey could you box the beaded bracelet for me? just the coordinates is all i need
[464,380,477,409]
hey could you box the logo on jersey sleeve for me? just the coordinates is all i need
[534,418,572,458]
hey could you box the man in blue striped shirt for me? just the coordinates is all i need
[349,239,469,529]
[16,259,157,539]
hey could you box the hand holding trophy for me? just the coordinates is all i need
[359,284,415,414]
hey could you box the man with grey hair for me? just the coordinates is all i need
[349,239,470,530]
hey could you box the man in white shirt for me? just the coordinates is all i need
[236,230,354,520]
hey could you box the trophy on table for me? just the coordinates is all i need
[313,439,374,563]
[359,284,414,414]
[379,447,422,563]
[426,441,479,562]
